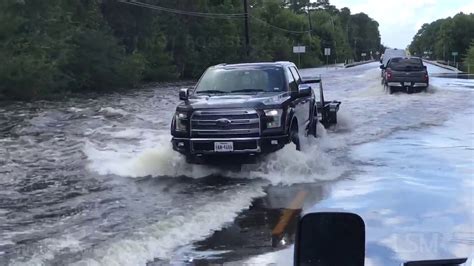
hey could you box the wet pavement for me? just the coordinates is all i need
[0,62,473,265]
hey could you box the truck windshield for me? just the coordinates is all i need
[388,58,424,71]
[195,67,285,94]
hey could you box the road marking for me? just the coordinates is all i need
[271,190,308,241]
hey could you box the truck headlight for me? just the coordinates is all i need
[175,111,187,132]
[264,109,283,128]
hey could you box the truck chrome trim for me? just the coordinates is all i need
[413,83,428,87]
[190,138,261,154]
[190,109,261,138]
[193,109,258,115]
[387,82,404,87]
[172,136,287,141]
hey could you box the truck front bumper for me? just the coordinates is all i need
[172,135,288,156]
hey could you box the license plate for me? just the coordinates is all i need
[404,82,411,86]
[214,142,233,152]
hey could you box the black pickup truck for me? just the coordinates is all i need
[170,62,340,164]
[381,57,429,94]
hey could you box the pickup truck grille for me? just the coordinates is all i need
[190,109,260,138]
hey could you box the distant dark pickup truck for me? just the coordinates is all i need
[381,57,429,94]
[170,62,340,164]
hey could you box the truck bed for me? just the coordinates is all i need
[316,101,341,128]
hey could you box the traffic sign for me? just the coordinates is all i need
[361,53,367,57]
[293,46,306,54]
[452,52,458,56]
[324,48,331,56]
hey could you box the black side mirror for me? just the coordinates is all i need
[423,65,427,70]
[301,77,321,84]
[294,212,365,266]
[380,65,386,70]
[403,258,468,266]
[179,88,189,101]
[297,84,312,97]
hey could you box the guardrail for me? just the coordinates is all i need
[422,59,462,72]
[344,60,377,68]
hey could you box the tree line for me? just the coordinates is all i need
[409,12,474,72]
[0,0,382,100]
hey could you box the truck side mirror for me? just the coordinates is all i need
[380,65,386,70]
[294,212,365,266]
[403,258,467,266]
[301,77,321,84]
[423,65,427,70]
[297,84,312,97]
[179,88,189,101]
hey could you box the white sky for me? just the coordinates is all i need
[327,0,474,48]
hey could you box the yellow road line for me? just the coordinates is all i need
[272,190,308,238]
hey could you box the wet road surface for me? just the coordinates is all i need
[0,63,473,265]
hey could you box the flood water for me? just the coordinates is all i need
[0,62,473,265]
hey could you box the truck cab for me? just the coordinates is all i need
[170,62,340,164]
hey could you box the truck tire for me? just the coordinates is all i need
[290,123,301,151]
[308,113,318,137]
[185,155,196,164]
[389,86,396,94]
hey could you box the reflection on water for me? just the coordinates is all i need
[310,109,474,264]
[431,73,474,80]
[1,62,473,265]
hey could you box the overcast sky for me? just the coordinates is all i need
[327,0,474,49]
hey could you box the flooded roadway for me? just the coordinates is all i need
[0,62,473,265]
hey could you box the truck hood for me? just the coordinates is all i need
[182,92,291,110]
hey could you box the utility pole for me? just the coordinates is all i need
[243,0,250,58]
[307,6,312,38]
[443,42,446,61]
[354,39,357,61]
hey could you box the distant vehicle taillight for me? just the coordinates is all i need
[424,72,429,81]
[386,70,392,80]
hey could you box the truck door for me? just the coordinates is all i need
[287,66,311,133]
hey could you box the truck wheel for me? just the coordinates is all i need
[308,116,318,137]
[389,86,395,94]
[185,155,196,164]
[290,124,301,151]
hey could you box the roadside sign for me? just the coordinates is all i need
[293,46,306,54]
[376,51,380,55]
[361,53,367,57]
[324,48,331,56]
[293,46,306,68]
[452,52,459,65]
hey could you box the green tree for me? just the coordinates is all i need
[0,0,383,100]
[409,13,474,62]
[0,0,70,99]
[464,41,474,74]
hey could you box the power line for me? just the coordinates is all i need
[117,0,246,19]
[243,0,250,57]
[118,1,311,35]
[249,16,311,35]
